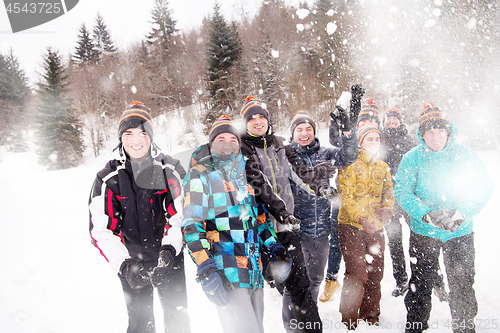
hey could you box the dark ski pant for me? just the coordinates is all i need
[385,204,446,290]
[119,253,191,333]
[338,224,385,330]
[278,231,322,333]
[384,203,409,286]
[325,207,342,281]
[301,236,330,302]
[405,232,477,333]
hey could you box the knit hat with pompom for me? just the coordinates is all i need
[290,110,317,136]
[240,96,270,124]
[358,98,381,126]
[418,102,451,136]
[118,101,154,141]
[357,124,381,146]
[382,107,403,124]
[209,115,241,144]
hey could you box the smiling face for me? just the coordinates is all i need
[246,114,269,137]
[360,131,381,154]
[293,123,315,146]
[384,116,401,129]
[121,127,151,162]
[211,132,240,155]
[422,128,448,152]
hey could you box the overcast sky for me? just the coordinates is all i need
[1,0,300,83]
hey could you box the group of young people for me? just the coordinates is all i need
[88,87,493,333]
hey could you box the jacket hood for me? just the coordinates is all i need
[416,121,458,152]
[188,143,211,169]
[188,143,244,175]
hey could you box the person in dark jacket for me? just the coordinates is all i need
[380,107,418,297]
[88,101,191,333]
[394,103,493,333]
[182,115,291,333]
[239,96,338,332]
[289,110,358,307]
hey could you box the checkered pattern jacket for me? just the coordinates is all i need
[182,145,278,289]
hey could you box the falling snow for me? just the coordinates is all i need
[0,123,498,332]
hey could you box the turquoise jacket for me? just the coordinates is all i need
[394,122,493,242]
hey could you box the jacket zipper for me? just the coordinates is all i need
[263,137,279,192]
[305,154,319,237]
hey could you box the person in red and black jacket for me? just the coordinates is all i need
[88,101,191,333]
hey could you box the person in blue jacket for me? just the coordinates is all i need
[394,103,494,333]
[289,109,358,306]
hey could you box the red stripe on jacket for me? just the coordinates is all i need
[168,178,180,197]
[108,189,118,231]
[91,234,109,262]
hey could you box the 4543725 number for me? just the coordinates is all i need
[444,319,498,330]
[6,2,63,14]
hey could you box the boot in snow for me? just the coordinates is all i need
[319,279,341,302]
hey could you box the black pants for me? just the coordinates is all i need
[384,203,409,286]
[119,253,191,333]
[405,232,477,333]
[277,231,322,333]
[385,205,446,289]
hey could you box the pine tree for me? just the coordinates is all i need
[248,0,292,123]
[92,13,117,59]
[205,2,242,129]
[73,23,98,64]
[0,49,31,151]
[139,0,183,110]
[253,33,283,114]
[146,0,177,52]
[36,48,84,170]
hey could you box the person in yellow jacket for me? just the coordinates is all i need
[337,125,395,330]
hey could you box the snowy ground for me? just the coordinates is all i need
[0,138,498,333]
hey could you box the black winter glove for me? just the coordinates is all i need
[318,184,338,202]
[330,105,351,132]
[349,83,365,127]
[151,245,175,287]
[120,258,151,289]
[267,243,293,284]
[423,209,465,233]
[329,118,340,138]
[279,211,301,225]
[314,160,337,179]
